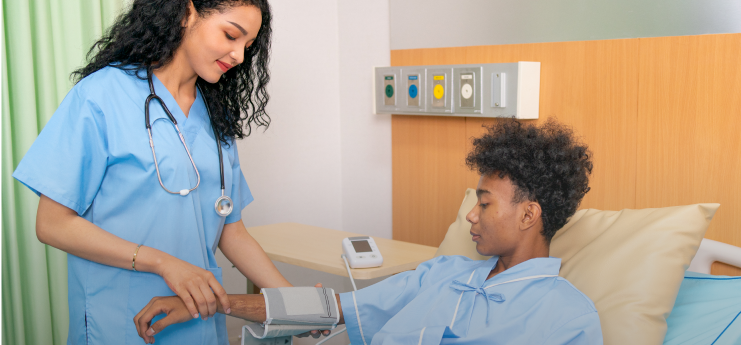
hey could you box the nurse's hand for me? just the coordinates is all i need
[157,257,231,321]
[134,296,191,344]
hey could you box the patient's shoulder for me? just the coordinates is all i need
[539,278,602,342]
[548,277,598,313]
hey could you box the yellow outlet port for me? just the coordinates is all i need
[433,84,445,99]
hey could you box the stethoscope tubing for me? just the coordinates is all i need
[199,81,234,217]
[144,68,232,216]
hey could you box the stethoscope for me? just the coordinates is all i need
[144,68,233,217]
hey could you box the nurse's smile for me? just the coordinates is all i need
[217,60,233,72]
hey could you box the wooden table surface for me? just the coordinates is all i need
[246,223,438,280]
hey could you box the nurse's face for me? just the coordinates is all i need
[466,174,529,257]
[180,4,262,83]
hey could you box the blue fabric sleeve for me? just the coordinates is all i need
[339,257,442,345]
[542,311,603,345]
[224,142,253,224]
[12,87,108,216]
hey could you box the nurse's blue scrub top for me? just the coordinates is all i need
[13,66,253,345]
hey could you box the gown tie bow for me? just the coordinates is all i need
[450,280,505,325]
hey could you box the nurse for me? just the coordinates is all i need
[12,0,289,344]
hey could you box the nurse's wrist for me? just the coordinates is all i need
[132,245,169,275]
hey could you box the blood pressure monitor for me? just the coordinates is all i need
[342,236,383,269]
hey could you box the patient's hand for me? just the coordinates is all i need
[134,296,192,344]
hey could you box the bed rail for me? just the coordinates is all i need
[688,239,741,274]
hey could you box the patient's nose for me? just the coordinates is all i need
[466,208,478,224]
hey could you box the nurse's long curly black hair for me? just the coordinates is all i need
[466,118,593,242]
[72,0,272,145]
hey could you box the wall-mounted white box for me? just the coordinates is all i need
[374,62,540,119]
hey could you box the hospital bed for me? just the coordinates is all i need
[245,191,741,345]
[665,239,741,344]
[429,189,738,345]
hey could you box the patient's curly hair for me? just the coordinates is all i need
[466,118,592,242]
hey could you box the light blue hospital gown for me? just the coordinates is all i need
[13,66,253,345]
[340,256,603,345]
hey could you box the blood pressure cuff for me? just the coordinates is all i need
[243,287,340,339]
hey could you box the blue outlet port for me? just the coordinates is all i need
[408,84,418,99]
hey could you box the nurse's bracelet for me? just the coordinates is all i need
[132,244,143,271]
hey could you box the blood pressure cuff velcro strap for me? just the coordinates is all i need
[243,287,340,339]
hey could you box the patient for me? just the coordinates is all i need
[135,118,602,344]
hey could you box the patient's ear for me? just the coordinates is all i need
[520,201,542,231]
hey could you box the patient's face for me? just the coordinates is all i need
[466,174,524,257]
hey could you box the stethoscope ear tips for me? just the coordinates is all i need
[180,189,190,196]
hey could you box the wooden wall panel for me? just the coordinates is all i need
[712,262,741,277]
[635,34,741,254]
[463,40,640,212]
[391,39,639,247]
[392,34,741,275]
[391,115,468,247]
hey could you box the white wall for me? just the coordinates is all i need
[236,1,392,239]
[236,0,344,231]
[337,1,392,239]
[220,1,391,343]
[390,0,741,50]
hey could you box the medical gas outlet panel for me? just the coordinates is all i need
[374,62,540,119]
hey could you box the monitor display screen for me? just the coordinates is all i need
[351,240,372,253]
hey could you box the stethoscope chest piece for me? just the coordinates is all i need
[215,191,233,217]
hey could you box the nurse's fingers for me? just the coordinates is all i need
[208,277,230,315]
[198,282,217,318]
[186,281,210,319]
[174,287,200,320]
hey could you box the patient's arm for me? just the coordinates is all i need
[133,294,344,343]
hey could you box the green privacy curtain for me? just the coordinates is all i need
[2,1,126,344]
